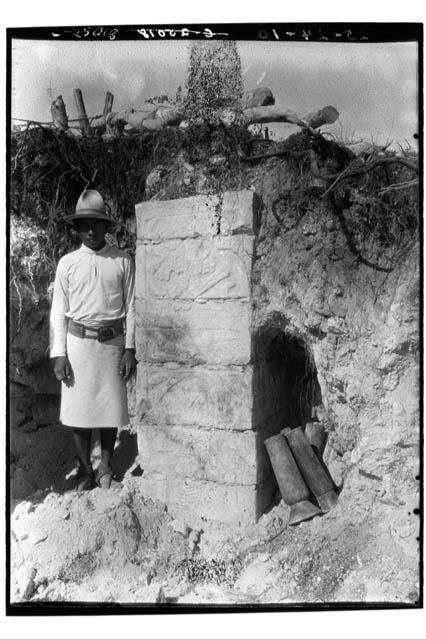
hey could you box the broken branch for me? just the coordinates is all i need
[91,102,339,138]
[51,96,69,131]
[238,148,312,162]
[314,156,419,183]
[103,92,114,118]
[73,89,90,136]
[241,104,339,130]
[379,178,419,194]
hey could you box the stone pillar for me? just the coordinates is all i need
[135,190,275,525]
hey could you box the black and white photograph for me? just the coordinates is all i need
[5,15,422,624]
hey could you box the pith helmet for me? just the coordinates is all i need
[65,189,113,223]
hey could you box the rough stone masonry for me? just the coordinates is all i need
[135,190,290,524]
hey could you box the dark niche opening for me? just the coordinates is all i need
[271,331,322,429]
[252,322,322,516]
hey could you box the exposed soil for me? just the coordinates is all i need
[10,423,419,605]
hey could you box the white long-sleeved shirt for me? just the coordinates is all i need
[49,243,135,357]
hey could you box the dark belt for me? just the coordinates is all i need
[68,318,123,343]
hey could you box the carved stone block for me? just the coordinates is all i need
[138,470,271,524]
[137,423,259,484]
[136,299,251,365]
[136,364,253,431]
[135,189,258,242]
[135,235,253,301]
[134,190,276,524]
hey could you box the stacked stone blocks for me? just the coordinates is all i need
[135,190,281,523]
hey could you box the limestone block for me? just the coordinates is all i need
[136,364,254,430]
[135,190,257,242]
[138,423,259,484]
[136,299,251,366]
[136,235,253,301]
[135,194,218,241]
[138,470,270,524]
[220,190,259,236]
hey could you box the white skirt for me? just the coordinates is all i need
[60,332,129,429]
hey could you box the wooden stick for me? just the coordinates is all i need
[13,117,54,126]
[313,156,419,183]
[51,96,68,131]
[90,103,339,135]
[321,164,355,198]
[379,178,419,194]
[238,147,311,162]
[241,106,304,126]
[102,91,115,137]
[73,88,90,135]
[241,104,339,129]
[103,92,114,118]
[89,115,107,129]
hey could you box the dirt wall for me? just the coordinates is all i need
[245,160,420,600]
[9,136,420,603]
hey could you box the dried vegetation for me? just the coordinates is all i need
[10,120,418,308]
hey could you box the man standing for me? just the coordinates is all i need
[50,189,137,490]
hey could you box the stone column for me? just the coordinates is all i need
[135,190,273,525]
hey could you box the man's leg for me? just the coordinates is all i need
[72,427,94,490]
[97,427,118,488]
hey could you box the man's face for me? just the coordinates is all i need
[74,218,108,251]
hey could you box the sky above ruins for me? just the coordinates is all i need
[11,38,418,148]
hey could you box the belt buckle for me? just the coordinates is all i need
[97,326,116,343]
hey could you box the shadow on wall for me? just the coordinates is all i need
[252,316,322,516]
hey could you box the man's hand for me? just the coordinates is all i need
[53,356,72,382]
[120,349,137,381]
